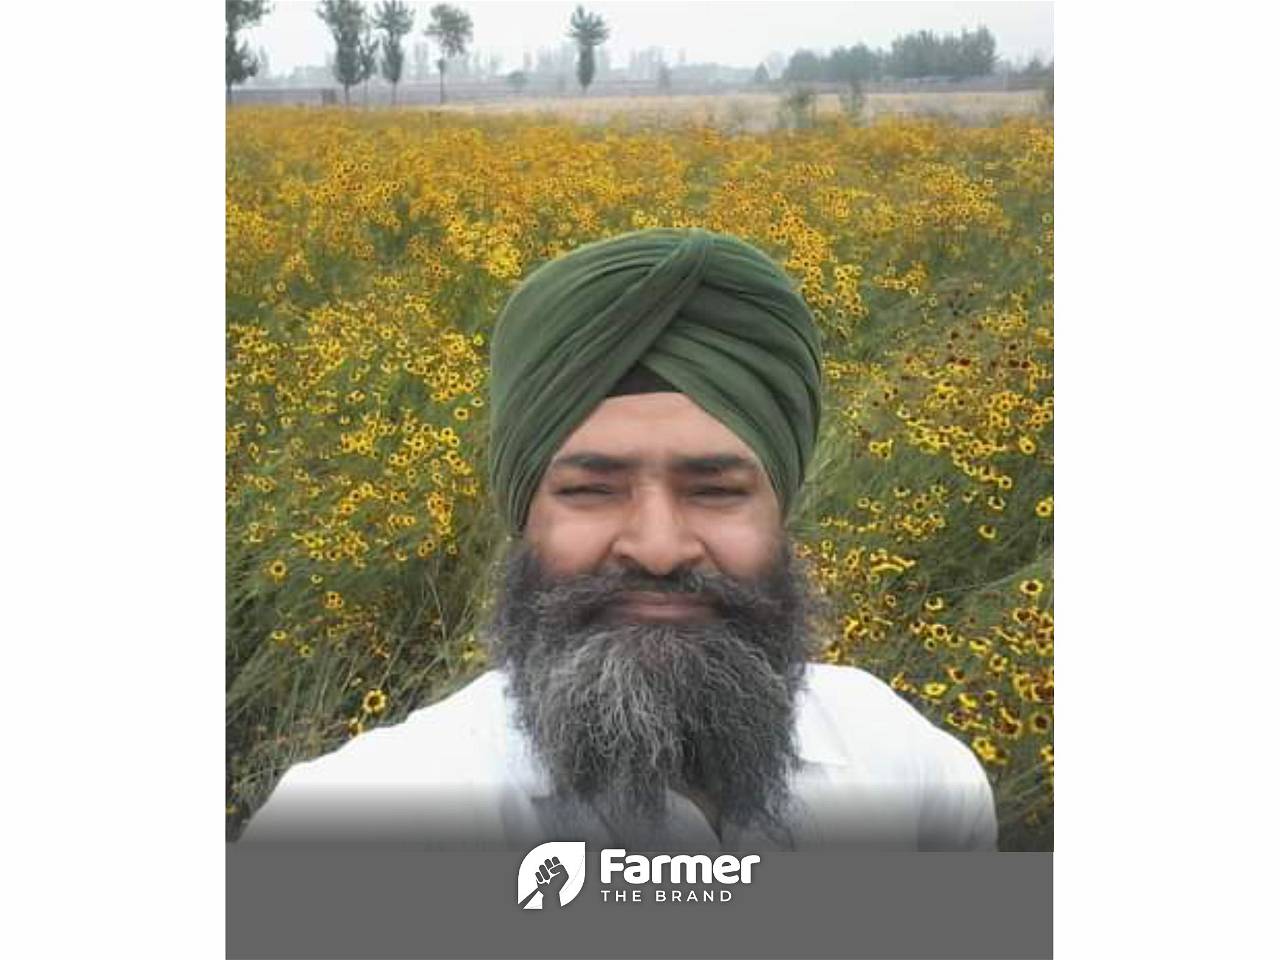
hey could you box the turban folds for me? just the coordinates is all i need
[488,228,823,533]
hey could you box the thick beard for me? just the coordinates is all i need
[484,539,821,836]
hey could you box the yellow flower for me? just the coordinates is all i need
[972,737,999,762]
[977,524,997,540]
[324,591,345,610]
[1019,579,1045,598]
[924,596,945,612]
[267,559,288,581]
[1035,496,1054,518]
[362,688,388,715]
[997,706,1024,737]
[972,736,1009,766]
[922,681,948,698]
[1018,435,1037,455]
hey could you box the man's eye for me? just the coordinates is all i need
[557,486,614,497]
[691,487,747,499]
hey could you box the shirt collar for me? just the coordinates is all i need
[793,677,850,768]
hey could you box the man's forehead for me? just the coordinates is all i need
[552,392,763,470]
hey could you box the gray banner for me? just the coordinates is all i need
[227,845,1050,958]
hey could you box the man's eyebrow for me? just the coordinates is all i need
[549,452,638,472]
[548,452,760,475]
[670,454,760,476]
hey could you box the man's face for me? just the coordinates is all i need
[524,392,784,602]
[489,392,818,837]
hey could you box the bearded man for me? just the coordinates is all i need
[242,228,998,851]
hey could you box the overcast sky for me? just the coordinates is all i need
[243,1,1054,75]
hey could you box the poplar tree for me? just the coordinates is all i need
[226,1,271,105]
[425,4,474,104]
[374,0,415,105]
[317,0,368,106]
[567,5,609,94]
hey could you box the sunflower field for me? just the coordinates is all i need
[226,106,1053,849]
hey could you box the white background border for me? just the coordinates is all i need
[3,2,1275,957]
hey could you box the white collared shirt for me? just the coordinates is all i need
[242,663,998,850]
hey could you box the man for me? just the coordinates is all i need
[242,228,998,851]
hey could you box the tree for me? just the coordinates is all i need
[779,86,817,130]
[839,75,865,122]
[885,25,995,80]
[957,26,996,79]
[226,1,271,105]
[317,0,368,105]
[425,4,473,104]
[567,5,609,94]
[656,62,671,92]
[374,0,415,105]
[752,63,770,85]
[506,70,529,95]
[782,49,823,84]
[829,43,880,84]
[828,42,876,120]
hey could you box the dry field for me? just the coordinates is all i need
[437,89,1044,130]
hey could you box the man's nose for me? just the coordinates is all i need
[610,486,707,577]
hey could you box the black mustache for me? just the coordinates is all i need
[528,566,788,624]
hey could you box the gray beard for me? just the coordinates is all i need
[484,540,821,835]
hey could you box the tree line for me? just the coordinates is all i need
[226,2,612,106]
[227,6,1030,107]
[782,26,998,84]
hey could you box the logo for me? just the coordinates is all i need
[516,841,587,909]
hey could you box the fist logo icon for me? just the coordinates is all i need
[517,842,587,909]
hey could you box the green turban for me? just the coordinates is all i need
[488,227,823,534]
